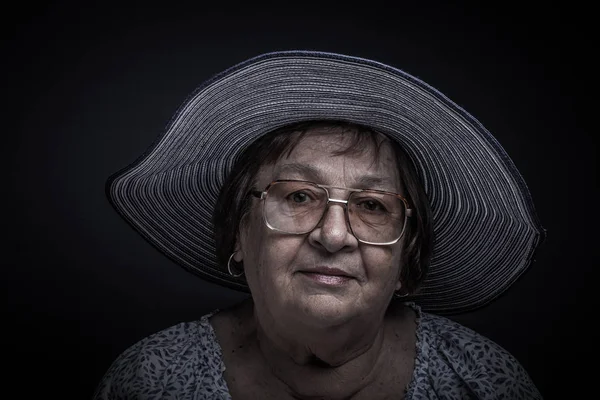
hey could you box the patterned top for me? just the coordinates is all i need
[93,303,542,399]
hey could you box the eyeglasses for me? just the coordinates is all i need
[251,180,412,245]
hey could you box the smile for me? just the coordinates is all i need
[298,267,355,286]
[301,272,353,285]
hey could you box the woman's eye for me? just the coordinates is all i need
[364,201,379,210]
[291,192,310,203]
[358,200,386,212]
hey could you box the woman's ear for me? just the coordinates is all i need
[395,279,402,292]
[233,213,249,262]
[233,238,244,262]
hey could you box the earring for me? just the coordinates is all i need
[227,252,244,278]
[393,282,410,298]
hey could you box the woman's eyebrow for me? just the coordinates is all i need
[354,175,398,192]
[273,163,397,191]
[273,163,323,181]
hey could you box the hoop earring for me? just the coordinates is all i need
[393,290,410,298]
[227,252,244,278]
[393,283,410,298]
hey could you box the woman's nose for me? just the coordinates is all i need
[308,203,358,253]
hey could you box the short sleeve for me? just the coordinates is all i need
[411,311,543,400]
[92,317,230,400]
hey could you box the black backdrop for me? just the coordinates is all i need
[4,3,593,399]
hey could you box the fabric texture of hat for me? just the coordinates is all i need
[106,50,546,315]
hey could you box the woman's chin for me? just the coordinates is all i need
[290,293,360,327]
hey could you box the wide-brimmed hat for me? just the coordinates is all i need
[106,51,546,315]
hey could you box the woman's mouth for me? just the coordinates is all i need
[298,267,354,286]
[301,272,353,285]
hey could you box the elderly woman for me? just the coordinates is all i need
[94,52,545,399]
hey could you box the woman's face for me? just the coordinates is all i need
[236,128,405,327]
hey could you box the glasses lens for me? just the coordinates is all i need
[348,191,406,243]
[264,181,327,233]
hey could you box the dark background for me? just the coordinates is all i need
[3,2,593,399]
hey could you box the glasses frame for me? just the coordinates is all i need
[250,179,413,246]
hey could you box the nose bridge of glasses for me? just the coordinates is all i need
[320,184,358,203]
[320,186,351,220]
[327,197,349,206]
[320,190,352,232]
[318,198,353,239]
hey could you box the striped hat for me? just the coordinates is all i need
[106,51,546,314]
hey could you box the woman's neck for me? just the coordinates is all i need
[249,300,406,399]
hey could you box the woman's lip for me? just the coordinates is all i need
[300,272,353,285]
[299,267,354,278]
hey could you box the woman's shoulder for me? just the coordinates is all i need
[405,303,543,399]
[92,310,229,400]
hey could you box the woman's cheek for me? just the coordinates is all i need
[260,237,303,279]
[361,246,397,277]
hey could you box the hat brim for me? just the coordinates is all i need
[106,51,545,314]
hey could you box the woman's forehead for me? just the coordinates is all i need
[289,128,395,163]
[257,128,402,192]
[293,126,387,150]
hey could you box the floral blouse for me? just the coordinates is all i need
[93,303,543,399]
